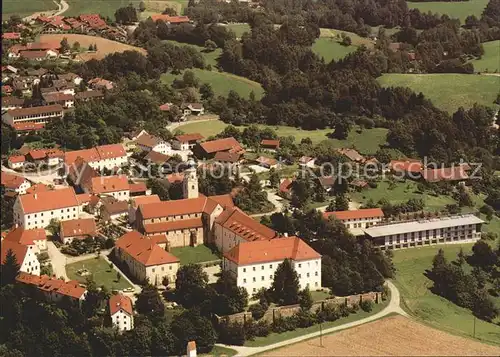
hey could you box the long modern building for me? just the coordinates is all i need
[2,104,64,127]
[363,214,483,250]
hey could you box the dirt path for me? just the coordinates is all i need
[54,0,69,16]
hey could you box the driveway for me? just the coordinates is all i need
[216,280,406,356]
[46,241,69,280]
[250,190,285,218]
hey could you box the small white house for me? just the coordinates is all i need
[109,294,134,332]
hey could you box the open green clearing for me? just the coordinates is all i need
[170,244,220,265]
[66,257,133,291]
[393,244,500,346]
[177,120,388,154]
[162,40,221,68]
[406,0,490,23]
[377,73,500,113]
[471,40,500,73]
[203,346,237,356]
[319,28,375,47]
[63,0,141,19]
[244,296,389,347]
[312,38,358,62]
[162,69,264,99]
[2,0,57,20]
[226,23,252,37]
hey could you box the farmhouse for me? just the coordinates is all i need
[324,208,384,236]
[2,105,64,129]
[14,187,80,229]
[1,172,31,195]
[3,226,47,253]
[135,133,172,155]
[64,144,128,171]
[150,14,191,24]
[196,137,245,159]
[84,175,130,201]
[1,239,40,276]
[7,155,25,169]
[337,148,365,163]
[114,231,180,286]
[109,294,134,332]
[181,103,204,117]
[389,159,423,176]
[364,214,483,250]
[278,178,294,199]
[16,273,87,304]
[173,133,204,150]
[75,90,104,102]
[223,236,321,295]
[144,150,171,165]
[60,218,97,244]
[298,156,316,168]
[214,151,243,165]
[260,139,280,151]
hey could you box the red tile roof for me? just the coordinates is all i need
[42,92,74,103]
[19,187,79,214]
[199,137,244,154]
[224,236,320,265]
[64,144,126,165]
[323,208,384,221]
[17,272,87,299]
[129,182,147,194]
[144,150,170,164]
[216,207,277,242]
[1,172,26,189]
[60,218,97,239]
[20,50,53,59]
[279,178,293,194]
[260,139,279,148]
[102,198,129,214]
[138,196,208,219]
[3,226,47,245]
[27,149,48,160]
[150,14,190,23]
[115,231,179,266]
[159,103,171,111]
[13,122,46,132]
[421,166,469,182]
[166,173,184,183]
[256,156,277,166]
[136,133,163,148]
[90,175,129,194]
[175,133,204,143]
[389,159,423,173]
[337,148,365,162]
[8,155,25,163]
[214,151,242,163]
[3,32,21,40]
[26,184,51,194]
[208,194,234,209]
[1,240,28,265]
[143,218,203,234]
[109,294,133,315]
[131,195,161,207]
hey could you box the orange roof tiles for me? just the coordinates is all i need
[136,133,163,148]
[279,178,293,194]
[216,207,277,242]
[150,14,190,23]
[256,156,277,166]
[143,218,203,234]
[115,231,179,266]
[323,208,384,221]
[109,294,133,315]
[90,175,129,194]
[64,144,126,165]
[1,240,28,265]
[260,139,279,148]
[144,150,170,164]
[3,226,47,245]
[208,194,234,209]
[138,196,207,219]
[131,194,161,207]
[199,137,244,154]
[389,159,423,173]
[19,187,79,214]
[8,155,25,163]
[129,182,147,194]
[175,133,204,143]
[214,151,242,163]
[422,166,469,182]
[18,272,86,299]
[60,218,97,239]
[166,173,184,183]
[6,104,63,117]
[1,172,26,189]
[224,236,320,265]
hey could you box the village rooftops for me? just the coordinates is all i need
[129,182,148,194]
[3,32,21,40]
[1,172,26,189]
[324,208,384,221]
[5,104,63,117]
[13,122,46,132]
[109,294,133,315]
[144,151,170,164]
[1,240,28,265]
[64,144,126,165]
[138,195,214,219]
[143,217,204,234]
[26,183,51,194]
[421,166,469,182]
[8,155,25,164]
[3,226,47,245]
[199,137,244,154]
[337,148,365,162]
[260,139,280,149]
[256,156,277,166]
[131,195,161,207]
[102,198,129,215]
[2,96,25,107]
[214,151,242,163]
[20,50,57,59]
[60,218,97,240]
[216,207,277,242]
[16,272,87,299]
[42,92,74,103]
[364,214,484,237]
[224,236,320,265]
[175,133,204,143]
[89,175,129,194]
[115,231,179,266]
[18,187,79,214]
[136,133,164,148]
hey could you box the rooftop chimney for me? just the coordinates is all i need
[34,193,38,200]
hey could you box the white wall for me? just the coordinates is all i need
[15,199,80,229]
[111,310,134,332]
[20,246,40,276]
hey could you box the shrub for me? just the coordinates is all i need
[249,303,267,320]
[218,319,245,345]
[349,303,360,313]
[338,304,350,317]
[360,300,374,312]
[61,246,79,256]
[295,310,315,328]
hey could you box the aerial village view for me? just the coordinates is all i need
[0,0,499,355]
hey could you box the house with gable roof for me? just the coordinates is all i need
[109,294,134,332]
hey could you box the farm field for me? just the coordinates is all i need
[393,244,500,346]
[406,0,490,23]
[261,315,500,355]
[39,34,146,61]
[471,40,500,73]
[2,0,57,20]
[162,40,221,67]
[176,120,389,154]
[63,0,141,19]
[66,257,133,291]
[312,38,358,62]
[377,73,500,113]
[170,244,220,265]
[161,69,265,99]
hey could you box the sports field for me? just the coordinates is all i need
[2,0,57,20]
[377,73,500,113]
[176,120,388,154]
[393,244,500,346]
[262,315,500,355]
[161,69,265,99]
[471,40,500,73]
[406,0,490,23]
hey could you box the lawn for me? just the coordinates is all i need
[377,73,500,113]
[66,257,133,291]
[226,23,251,38]
[161,69,265,99]
[471,40,500,73]
[393,244,500,346]
[3,0,57,20]
[162,40,221,68]
[407,0,489,23]
[203,346,237,356]
[64,0,141,19]
[176,120,389,154]
[312,38,358,62]
[170,244,220,265]
[319,28,375,48]
[244,296,389,347]
[351,179,456,211]
[311,290,332,301]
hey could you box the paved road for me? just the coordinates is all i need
[54,0,69,15]
[47,241,69,280]
[216,280,407,356]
